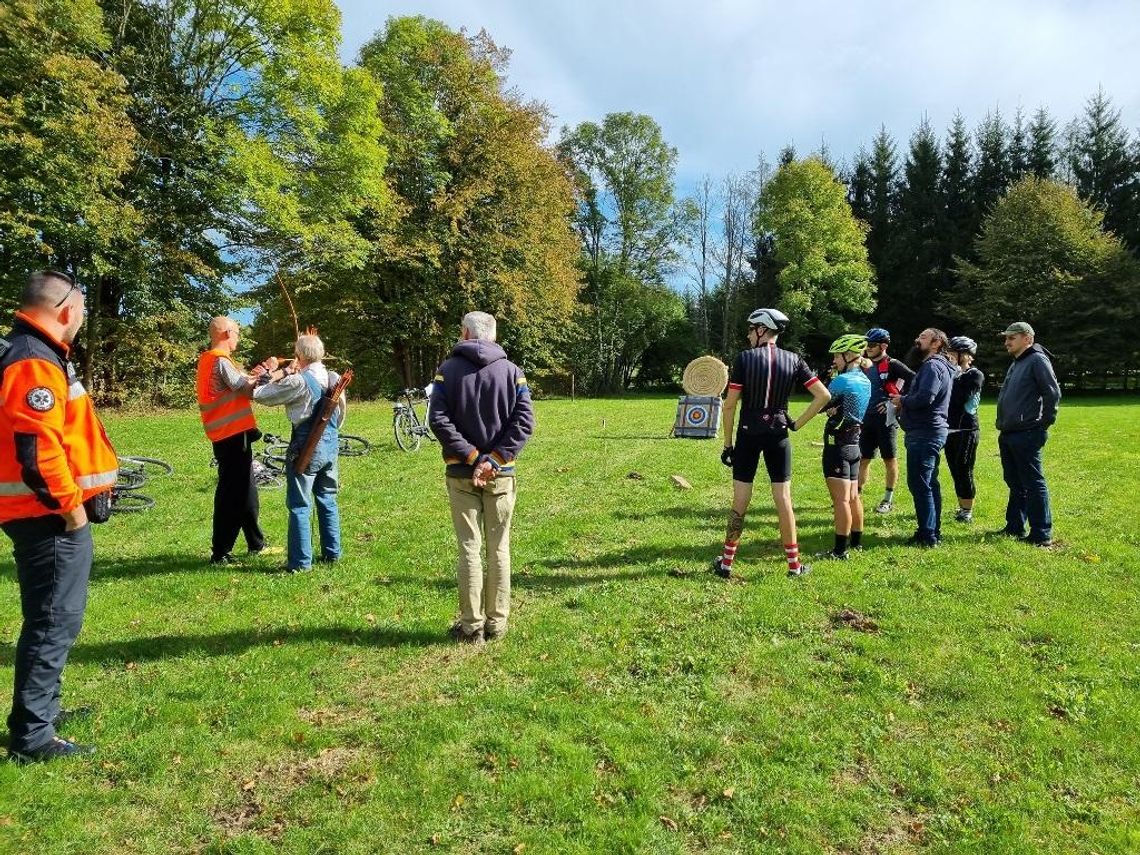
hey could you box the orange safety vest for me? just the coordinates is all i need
[0,313,119,523]
[196,348,258,442]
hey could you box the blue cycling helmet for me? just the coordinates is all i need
[865,327,890,344]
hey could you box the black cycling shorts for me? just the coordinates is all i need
[732,431,792,484]
[859,412,898,461]
[823,443,861,481]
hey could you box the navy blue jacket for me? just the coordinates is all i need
[898,353,954,433]
[429,340,535,478]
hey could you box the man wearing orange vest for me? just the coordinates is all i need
[1,271,118,763]
[197,316,265,564]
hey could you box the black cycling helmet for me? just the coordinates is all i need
[747,308,789,332]
[865,327,890,344]
[948,335,977,356]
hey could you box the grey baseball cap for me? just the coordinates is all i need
[999,321,1034,337]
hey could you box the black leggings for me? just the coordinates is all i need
[944,430,979,500]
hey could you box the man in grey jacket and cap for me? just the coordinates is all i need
[995,322,1061,546]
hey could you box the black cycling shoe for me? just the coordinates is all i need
[711,557,731,579]
[8,737,96,765]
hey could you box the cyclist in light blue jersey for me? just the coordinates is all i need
[819,334,872,560]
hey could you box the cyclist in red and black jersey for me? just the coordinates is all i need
[858,327,915,514]
[715,308,831,579]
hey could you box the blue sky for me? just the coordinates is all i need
[337,0,1140,192]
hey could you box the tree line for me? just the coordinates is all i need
[2,1,1137,402]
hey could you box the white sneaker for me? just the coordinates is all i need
[874,499,893,514]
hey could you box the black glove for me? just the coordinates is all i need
[720,446,734,466]
[788,417,798,432]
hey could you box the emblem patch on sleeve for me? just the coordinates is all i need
[26,387,56,411]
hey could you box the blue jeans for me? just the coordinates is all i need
[1,516,93,752]
[905,429,947,543]
[998,429,1053,541]
[285,459,341,570]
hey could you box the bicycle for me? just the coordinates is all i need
[110,454,172,514]
[339,433,372,457]
[392,385,435,452]
[254,433,289,488]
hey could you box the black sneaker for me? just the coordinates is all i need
[8,737,96,765]
[53,706,93,729]
[449,621,485,646]
[711,556,731,579]
[1019,535,1054,548]
[989,528,1024,538]
[210,553,236,565]
[787,563,811,578]
[815,549,850,561]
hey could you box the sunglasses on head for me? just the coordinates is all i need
[49,271,83,308]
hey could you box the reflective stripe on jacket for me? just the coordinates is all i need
[0,313,118,522]
[196,349,257,442]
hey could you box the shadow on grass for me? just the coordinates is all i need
[588,434,674,441]
[0,624,441,668]
[612,504,779,525]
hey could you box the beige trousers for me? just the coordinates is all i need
[446,476,517,635]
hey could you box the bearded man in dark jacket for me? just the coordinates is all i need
[430,311,535,645]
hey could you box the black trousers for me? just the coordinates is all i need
[945,429,979,500]
[2,515,93,752]
[212,430,265,559]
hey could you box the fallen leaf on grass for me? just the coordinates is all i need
[429,833,441,845]
[659,815,679,831]
[721,786,735,799]
[0,817,14,827]
[513,845,526,854]
[364,613,376,624]
[450,793,465,811]
[241,779,256,792]
[670,474,692,489]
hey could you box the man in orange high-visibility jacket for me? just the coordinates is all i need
[1,270,118,764]
[197,317,265,564]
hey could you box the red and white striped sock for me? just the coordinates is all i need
[720,539,739,572]
[784,543,801,572]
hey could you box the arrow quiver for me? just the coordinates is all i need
[293,369,353,473]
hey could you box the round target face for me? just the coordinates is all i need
[686,405,709,425]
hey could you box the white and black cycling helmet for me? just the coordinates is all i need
[747,307,789,332]
[948,335,977,356]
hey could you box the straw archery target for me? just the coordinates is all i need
[682,356,729,397]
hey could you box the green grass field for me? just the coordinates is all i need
[1,396,1137,854]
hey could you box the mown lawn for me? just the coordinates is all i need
[1,395,1137,854]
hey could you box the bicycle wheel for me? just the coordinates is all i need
[115,469,148,492]
[118,456,174,477]
[110,492,155,513]
[338,433,372,457]
[393,410,422,452]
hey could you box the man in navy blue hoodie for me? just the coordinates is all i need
[889,328,955,547]
[430,312,535,645]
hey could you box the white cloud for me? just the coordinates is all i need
[339,0,1140,190]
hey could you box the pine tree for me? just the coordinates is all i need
[779,144,796,166]
[1009,107,1029,181]
[846,146,873,224]
[866,126,898,299]
[1028,107,1058,179]
[973,110,1010,222]
[892,117,945,332]
[1069,89,1140,252]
